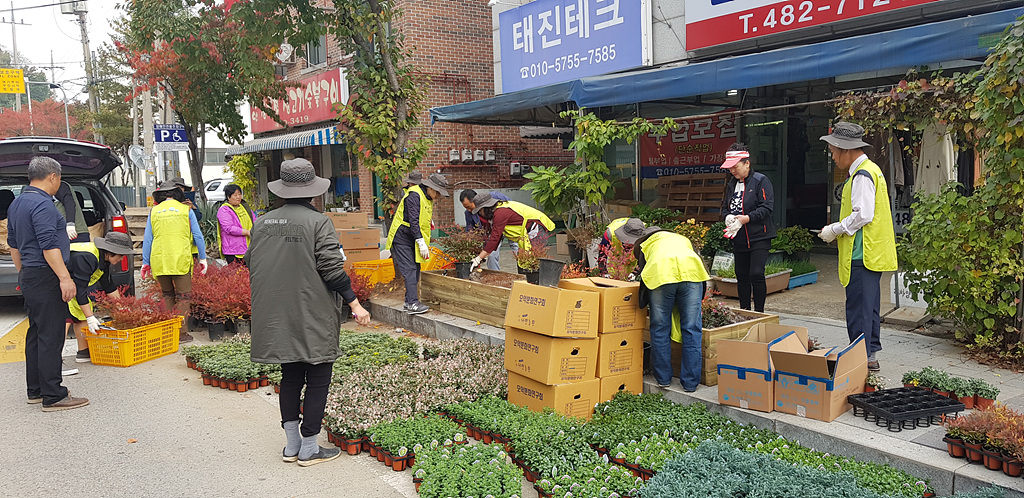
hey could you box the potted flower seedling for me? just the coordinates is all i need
[951,378,976,409]
[865,372,887,392]
[902,370,921,388]
[436,225,488,279]
[974,380,1000,409]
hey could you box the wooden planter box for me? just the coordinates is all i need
[711,270,792,298]
[419,270,525,327]
[643,309,779,386]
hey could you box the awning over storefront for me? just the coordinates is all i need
[225,125,340,157]
[430,7,1024,126]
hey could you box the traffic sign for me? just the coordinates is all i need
[154,124,190,152]
[0,69,25,94]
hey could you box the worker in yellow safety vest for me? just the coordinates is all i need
[631,225,709,393]
[469,193,555,272]
[817,122,897,373]
[141,180,208,343]
[598,217,645,272]
[65,232,137,365]
[384,173,450,315]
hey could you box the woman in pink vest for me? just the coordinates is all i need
[216,184,256,265]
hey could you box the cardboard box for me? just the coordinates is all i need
[504,327,598,384]
[337,228,380,250]
[599,371,643,402]
[559,277,646,333]
[717,324,809,413]
[606,200,641,220]
[327,212,366,230]
[596,329,643,377]
[507,372,600,420]
[344,248,381,271]
[770,334,869,422]
[505,281,599,339]
[556,233,569,256]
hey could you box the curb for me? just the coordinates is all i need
[366,297,1023,497]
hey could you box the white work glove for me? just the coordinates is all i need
[85,315,101,334]
[66,223,78,241]
[470,256,483,272]
[416,238,430,260]
[723,215,742,239]
[198,259,209,275]
[380,249,391,259]
[339,246,347,261]
[818,224,840,244]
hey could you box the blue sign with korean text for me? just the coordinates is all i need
[499,0,649,94]
[153,124,189,152]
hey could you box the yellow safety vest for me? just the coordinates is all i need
[838,159,898,287]
[605,218,629,246]
[639,231,709,290]
[150,199,194,276]
[68,242,103,321]
[385,185,433,264]
[500,201,556,251]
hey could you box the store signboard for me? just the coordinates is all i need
[499,0,651,93]
[685,0,943,51]
[638,111,738,178]
[250,68,349,133]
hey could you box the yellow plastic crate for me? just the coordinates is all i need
[351,258,396,286]
[85,317,183,367]
[423,247,455,271]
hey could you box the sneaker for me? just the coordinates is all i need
[41,395,90,412]
[283,448,298,463]
[62,359,79,376]
[406,303,429,315]
[656,382,671,388]
[867,360,880,372]
[296,445,341,467]
[179,332,194,344]
[683,386,697,393]
[27,396,42,404]
[75,348,91,363]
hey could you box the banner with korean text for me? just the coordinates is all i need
[250,68,349,133]
[638,111,738,178]
[685,0,942,51]
[498,0,651,94]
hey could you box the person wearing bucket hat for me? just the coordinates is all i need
[469,193,555,273]
[630,226,709,392]
[459,189,513,271]
[170,176,202,221]
[385,172,450,314]
[818,122,896,372]
[141,179,208,343]
[64,232,136,364]
[248,157,371,467]
[597,218,646,272]
[719,142,776,313]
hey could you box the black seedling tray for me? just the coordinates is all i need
[847,387,964,432]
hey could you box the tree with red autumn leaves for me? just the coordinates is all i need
[117,0,322,199]
[0,99,93,140]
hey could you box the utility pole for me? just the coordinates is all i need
[38,51,65,85]
[61,1,101,143]
[2,3,28,112]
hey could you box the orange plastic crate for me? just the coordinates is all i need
[85,317,183,367]
[351,259,396,286]
[423,247,455,271]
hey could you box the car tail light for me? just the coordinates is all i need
[112,215,131,272]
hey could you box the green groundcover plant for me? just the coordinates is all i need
[413,443,523,498]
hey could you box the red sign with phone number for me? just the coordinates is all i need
[685,0,941,51]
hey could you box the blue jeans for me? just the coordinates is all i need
[649,281,704,389]
[846,260,882,359]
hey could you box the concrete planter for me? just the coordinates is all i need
[711,270,792,298]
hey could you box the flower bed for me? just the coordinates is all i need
[412,443,522,497]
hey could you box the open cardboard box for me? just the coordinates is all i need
[770,334,869,422]
[504,327,598,384]
[505,281,599,338]
[507,372,599,420]
[716,324,808,413]
[558,277,646,333]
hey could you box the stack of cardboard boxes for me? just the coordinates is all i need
[326,212,380,270]
[717,324,868,422]
[504,278,646,420]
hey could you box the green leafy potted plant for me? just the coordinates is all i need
[771,225,815,261]
[902,370,921,388]
[711,261,792,297]
[865,372,887,392]
[513,238,547,284]
[974,380,1000,410]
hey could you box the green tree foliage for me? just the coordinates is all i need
[90,41,136,167]
[117,0,317,200]
[224,153,264,210]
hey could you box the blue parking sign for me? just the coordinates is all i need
[154,124,189,152]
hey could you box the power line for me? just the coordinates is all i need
[8,1,82,14]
